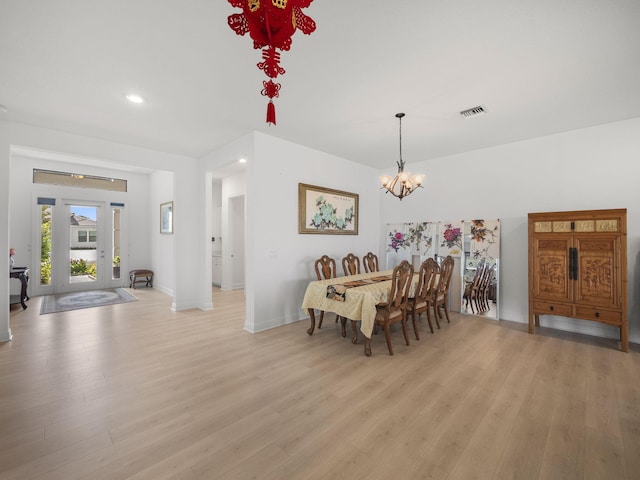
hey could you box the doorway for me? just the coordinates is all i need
[36,199,124,294]
[228,195,245,290]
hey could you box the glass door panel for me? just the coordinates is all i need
[69,205,99,285]
[112,207,121,280]
[39,204,53,286]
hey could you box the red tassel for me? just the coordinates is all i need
[266,101,276,125]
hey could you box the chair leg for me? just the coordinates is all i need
[401,318,410,346]
[411,311,420,340]
[425,308,435,333]
[443,301,451,323]
[384,323,394,355]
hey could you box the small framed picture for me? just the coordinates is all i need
[160,201,173,234]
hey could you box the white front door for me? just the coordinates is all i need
[56,202,107,292]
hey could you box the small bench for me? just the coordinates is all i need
[129,269,154,289]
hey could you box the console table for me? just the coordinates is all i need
[10,267,30,309]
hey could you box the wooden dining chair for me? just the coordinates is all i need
[363,251,380,273]
[313,255,338,329]
[373,260,414,355]
[407,257,439,339]
[431,255,455,328]
[314,255,337,282]
[478,264,496,313]
[341,253,361,276]
[463,260,485,314]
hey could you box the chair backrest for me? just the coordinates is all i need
[342,253,361,276]
[363,252,380,273]
[435,255,455,296]
[470,261,486,288]
[314,255,337,281]
[480,264,496,291]
[414,258,439,301]
[388,260,414,310]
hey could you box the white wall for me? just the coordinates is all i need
[248,132,381,333]
[380,117,640,344]
[149,170,174,298]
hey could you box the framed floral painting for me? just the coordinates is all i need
[298,183,358,235]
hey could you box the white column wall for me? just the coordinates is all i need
[380,117,640,344]
[149,171,175,299]
[0,119,11,341]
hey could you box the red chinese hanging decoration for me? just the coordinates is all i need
[228,0,316,125]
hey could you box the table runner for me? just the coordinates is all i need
[326,275,392,302]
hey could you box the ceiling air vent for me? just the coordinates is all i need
[460,105,487,119]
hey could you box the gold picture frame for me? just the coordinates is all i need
[298,183,359,235]
[160,201,173,234]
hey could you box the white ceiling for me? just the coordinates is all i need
[2,0,639,170]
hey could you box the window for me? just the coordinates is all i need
[89,231,97,242]
[33,168,127,192]
[78,231,87,242]
[39,203,53,286]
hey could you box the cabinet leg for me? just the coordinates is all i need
[621,324,629,353]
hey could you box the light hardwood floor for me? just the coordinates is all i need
[1,288,639,480]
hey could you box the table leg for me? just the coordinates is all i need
[307,308,316,335]
[364,337,372,356]
[340,317,347,338]
[351,320,358,344]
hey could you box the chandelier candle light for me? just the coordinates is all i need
[380,113,424,200]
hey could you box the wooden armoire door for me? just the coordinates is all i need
[573,234,622,309]
[530,234,572,304]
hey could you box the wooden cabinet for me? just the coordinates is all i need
[528,209,628,352]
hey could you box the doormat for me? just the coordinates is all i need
[40,288,138,315]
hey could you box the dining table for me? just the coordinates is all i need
[301,269,420,356]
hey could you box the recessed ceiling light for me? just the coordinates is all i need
[126,94,144,104]
[239,158,247,163]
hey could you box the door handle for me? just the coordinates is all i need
[568,247,578,280]
[568,248,574,280]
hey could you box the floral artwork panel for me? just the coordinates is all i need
[470,219,500,261]
[408,222,435,256]
[439,221,464,257]
[386,223,410,252]
[298,183,359,235]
